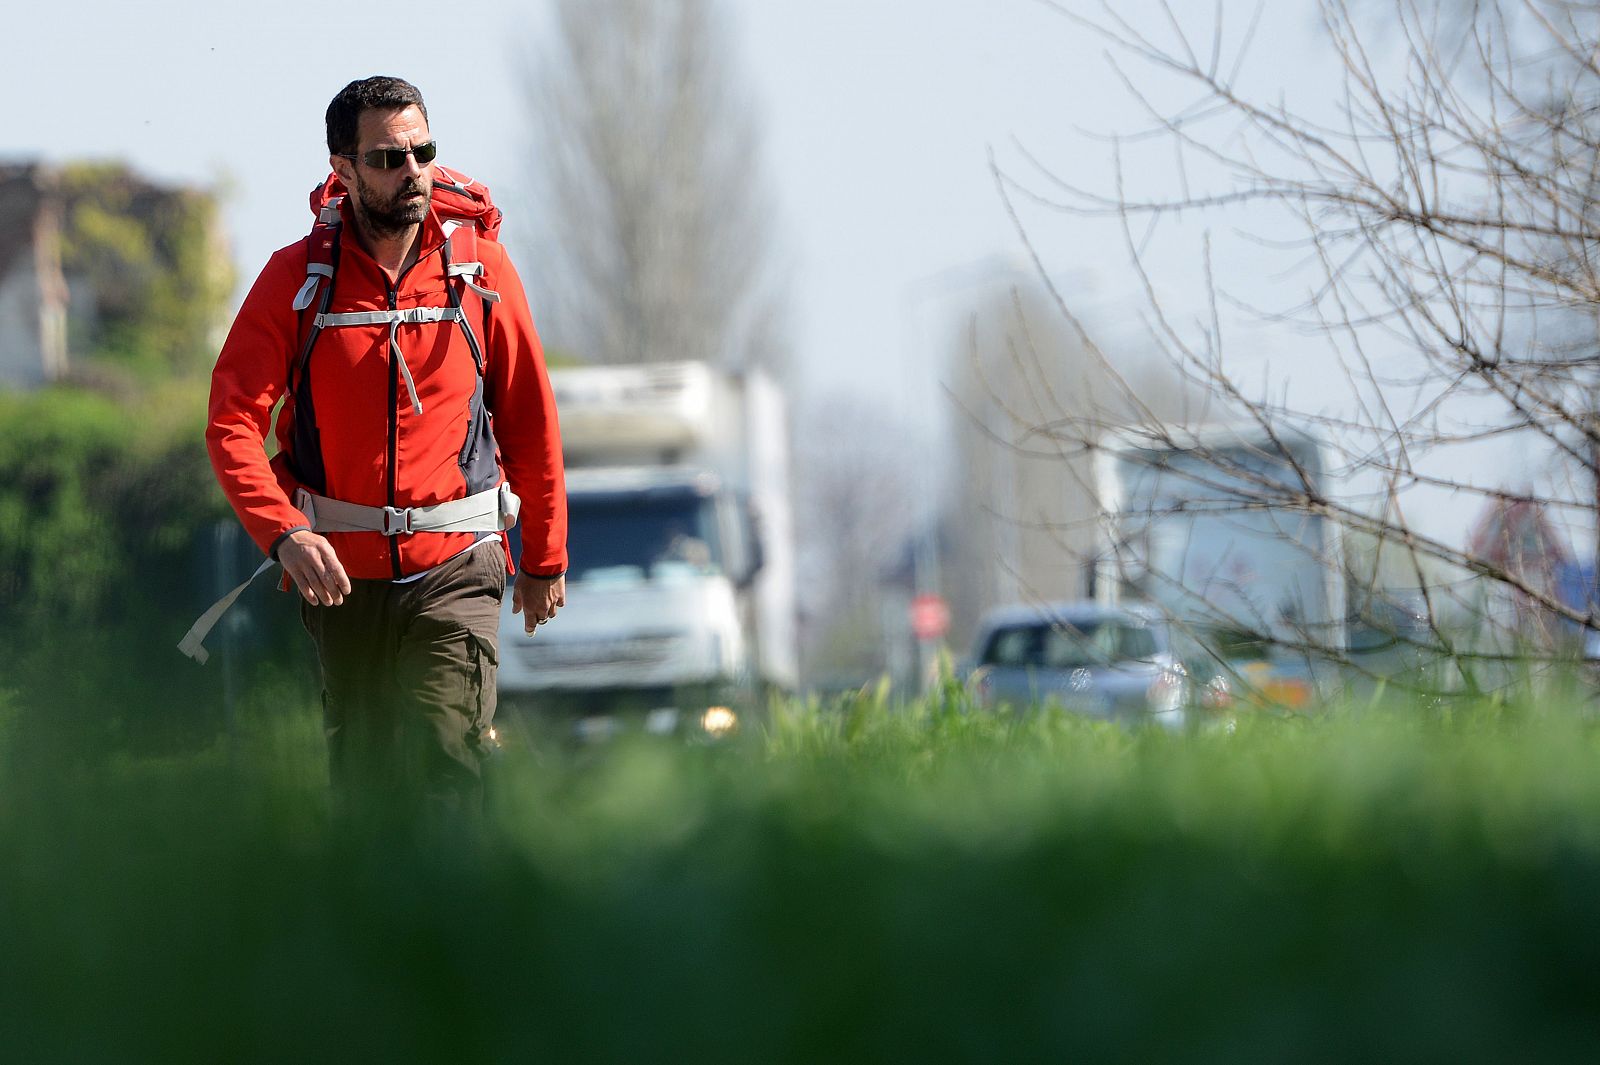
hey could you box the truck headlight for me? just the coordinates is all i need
[701,706,738,737]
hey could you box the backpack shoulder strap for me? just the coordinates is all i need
[432,165,505,309]
[442,220,502,306]
[292,197,342,312]
[440,228,489,377]
[290,208,341,391]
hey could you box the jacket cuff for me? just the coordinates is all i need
[519,563,566,580]
[269,525,312,561]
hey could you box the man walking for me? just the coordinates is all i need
[206,76,566,816]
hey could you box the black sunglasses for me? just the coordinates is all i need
[340,140,439,170]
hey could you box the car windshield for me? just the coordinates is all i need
[980,619,1160,669]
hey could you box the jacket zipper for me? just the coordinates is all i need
[386,281,402,580]
[384,253,433,581]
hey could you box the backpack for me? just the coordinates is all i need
[295,164,503,309]
[285,164,505,496]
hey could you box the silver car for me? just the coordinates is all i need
[965,601,1189,728]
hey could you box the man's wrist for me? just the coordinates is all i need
[269,525,312,561]
[519,564,566,580]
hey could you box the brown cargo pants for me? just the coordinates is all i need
[300,539,505,819]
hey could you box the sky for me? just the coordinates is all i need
[2,0,1547,551]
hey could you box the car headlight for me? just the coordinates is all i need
[1146,668,1187,713]
[1200,675,1233,709]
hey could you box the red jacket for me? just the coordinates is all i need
[206,200,567,581]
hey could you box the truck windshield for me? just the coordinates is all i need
[567,493,723,584]
[1113,442,1334,645]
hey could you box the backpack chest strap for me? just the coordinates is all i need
[313,306,465,415]
[313,306,463,329]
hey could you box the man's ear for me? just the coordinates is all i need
[330,155,356,186]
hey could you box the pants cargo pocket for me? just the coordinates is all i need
[466,631,500,754]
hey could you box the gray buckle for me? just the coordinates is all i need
[293,488,317,528]
[498,482,521,530]
[381,506,413,536]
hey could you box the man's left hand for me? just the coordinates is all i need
[512,573,566,635]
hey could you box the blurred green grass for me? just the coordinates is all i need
[5,687,1600,1063]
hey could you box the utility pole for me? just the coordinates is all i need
[898,254,1031,691]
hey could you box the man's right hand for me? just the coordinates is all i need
[277,529,352,606]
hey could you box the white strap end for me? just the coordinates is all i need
[177,556,279,665]
[291,275,320,312]
[177,630,211,665]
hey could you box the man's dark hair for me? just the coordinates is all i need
[326,76,429,156]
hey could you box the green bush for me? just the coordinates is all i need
[4,695,1600,1063]
[0,164,293,751]
[0,384,309,747]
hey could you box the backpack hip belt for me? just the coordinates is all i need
[178,483,520,664]
[293,483,520,536]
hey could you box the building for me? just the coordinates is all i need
[0,164,69,389]
[1465,494,1581,652]
[939,277,1201,650]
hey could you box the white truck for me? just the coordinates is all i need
[1092,422,1346,708]
[497,361,797,737]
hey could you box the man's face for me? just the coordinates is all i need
[333,104,435,238]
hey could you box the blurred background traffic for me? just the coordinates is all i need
[5,0,1600,743]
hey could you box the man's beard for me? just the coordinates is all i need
[353,171,432,237]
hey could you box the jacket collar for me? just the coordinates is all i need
[336,195,448,274]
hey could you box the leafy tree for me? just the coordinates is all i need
[55,163,233,383]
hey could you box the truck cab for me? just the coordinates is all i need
[1093,422,1346,710]
[498,362,795,738]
